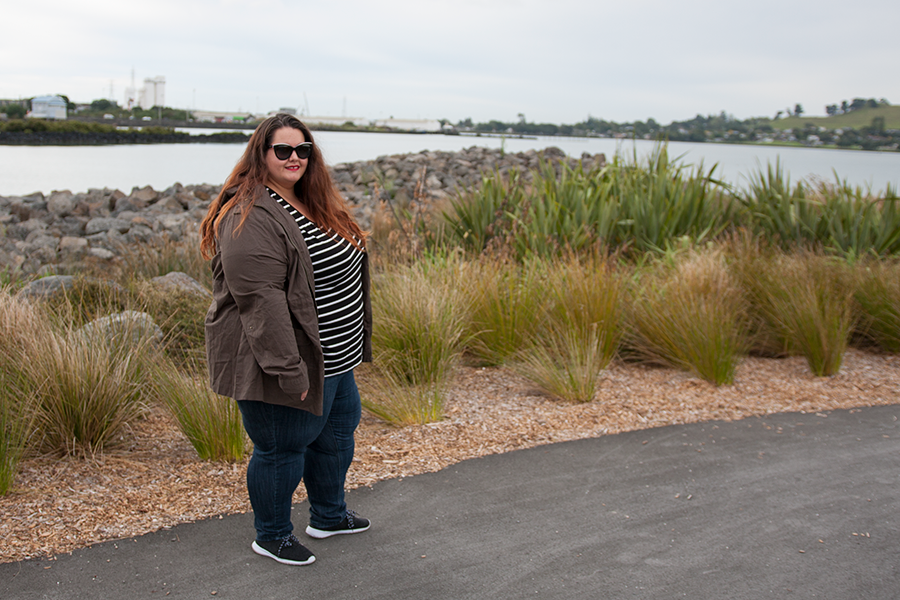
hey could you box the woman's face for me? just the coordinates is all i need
[264,126,308,192]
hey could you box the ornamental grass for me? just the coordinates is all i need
[513,253,623,402]
[852,259,900,353]
[153,361,247,462]
[625,247,749,385]
[740,251,855,376]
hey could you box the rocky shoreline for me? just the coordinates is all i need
[0,146,605,276]
[0,131,251,146]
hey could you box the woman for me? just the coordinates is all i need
[200,113,372,566]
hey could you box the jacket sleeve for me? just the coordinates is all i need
[218,208,308,396]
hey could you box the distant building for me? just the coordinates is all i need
[30,96,67,119]
[192,110,256,123]
[299,115,368,127]
[139,77,165,109]
[371,118,442,132]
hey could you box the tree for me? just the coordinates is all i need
[91,99,116,111]
[794,103,804,117]
[56,94,76,111]
[825,104,838,116]
[841,100,849,114]
[3,104,26,119]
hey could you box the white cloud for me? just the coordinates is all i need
[1,0,898,123]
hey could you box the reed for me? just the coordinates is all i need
[743,253,855,376]
[153,361,247,462]
[26,320,156,455]
[0,288,46,494]
[626,248,749,385]
[513,253,623,401]
[463,258,549,365]
[362,259,469,424]
[513,325,607,403]
[115,235,212,290]
[852,259,900,352]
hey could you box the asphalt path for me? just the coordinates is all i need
[2,405,898,599]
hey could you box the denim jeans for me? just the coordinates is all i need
[237,370,361,541]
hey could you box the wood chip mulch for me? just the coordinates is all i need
[2,348,898,564]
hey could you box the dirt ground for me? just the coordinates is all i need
[2,348,898,564]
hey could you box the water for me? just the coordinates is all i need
[1,130,898,196]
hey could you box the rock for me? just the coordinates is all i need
[85,217,131,235]
[58,236,89,253]
[150,271,211,297]
[19,275,76,300]
[78,310,164,348]
[47,191,75,217]
[129,186,159,203]
[0,147,593,275]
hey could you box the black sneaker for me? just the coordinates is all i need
[252,534,316,565]
[305,510,371,539]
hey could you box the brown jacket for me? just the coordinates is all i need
[205,185,372,416]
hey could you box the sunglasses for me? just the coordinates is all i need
[269,142,313,160]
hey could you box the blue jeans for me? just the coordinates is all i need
[237,370,361,541]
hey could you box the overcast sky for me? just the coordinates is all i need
[2,0,897,125]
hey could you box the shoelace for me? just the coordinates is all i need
[279,534,300,554]
[345,510,358,529]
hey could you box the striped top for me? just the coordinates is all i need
[269,188,366,377]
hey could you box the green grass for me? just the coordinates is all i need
[770,106,900,131]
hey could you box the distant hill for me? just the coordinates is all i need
[770,105,900,131]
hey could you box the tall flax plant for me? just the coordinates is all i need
[464,258,549,366]
[443,169,525,255]
[737,160,820,249]
[815,180,900,258]
[514,255,623,402]
[362,260,468,425]
[853,259,900,352]
[626,248,749,385]
[744,253,855,376]
[507,162,620,259]
[613,146,730,254]
[153,361,246,462]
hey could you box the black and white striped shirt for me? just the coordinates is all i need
[269,189,365,377]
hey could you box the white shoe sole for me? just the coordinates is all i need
[305,522,371,539]
[251,541,316,565]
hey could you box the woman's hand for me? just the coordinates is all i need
[301,390,308,401]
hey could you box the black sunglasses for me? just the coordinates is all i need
[269,142,313,160]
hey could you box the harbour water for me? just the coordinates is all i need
[1,131,898,196]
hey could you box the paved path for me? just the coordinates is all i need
[2,405,899,599]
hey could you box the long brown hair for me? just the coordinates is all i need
[199,113,365,259]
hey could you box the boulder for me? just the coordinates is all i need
[150,271,211,297]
